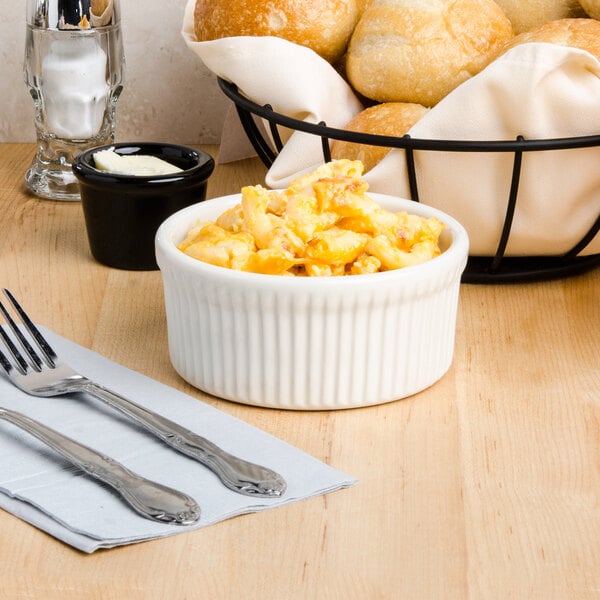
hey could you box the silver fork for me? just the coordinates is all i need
[0,289,286,497]
[0,406,200,525]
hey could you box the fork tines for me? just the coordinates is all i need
[0,289,56,375]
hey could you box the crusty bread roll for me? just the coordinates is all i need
[493,0,586,34]
[356,0,373,17]
[345,0,514,107]
[577,0,600,19]
[194,0,359,64]
[502,18,600,62]
[331,102,429,171]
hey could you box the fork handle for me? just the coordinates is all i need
[83,383,287,497]
[0,408,200,525]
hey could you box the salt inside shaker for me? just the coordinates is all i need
[24,0,125,200]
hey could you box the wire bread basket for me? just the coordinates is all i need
[218,77,600,284]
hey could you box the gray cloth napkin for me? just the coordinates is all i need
[0,327,356,553]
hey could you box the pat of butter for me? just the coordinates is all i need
[93,148,183,175]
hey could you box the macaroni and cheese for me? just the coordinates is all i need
[178,160,444,276]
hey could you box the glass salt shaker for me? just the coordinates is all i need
[24,0,125,200]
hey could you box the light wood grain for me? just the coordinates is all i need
[0,144,598,599]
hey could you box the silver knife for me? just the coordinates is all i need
[0,407,200,525]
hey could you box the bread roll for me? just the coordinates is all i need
[356,0,373,17]
[577,0,600,19]
[331,102,429,171]
[194,0,359,64]
[493,0,586,34]
[346,0,514,107]
[502,18,600,61]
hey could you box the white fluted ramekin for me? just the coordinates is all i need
[155,193,469,410]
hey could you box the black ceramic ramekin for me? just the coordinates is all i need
[72,142,215,270]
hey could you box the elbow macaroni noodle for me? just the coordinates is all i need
[178,160,444,276]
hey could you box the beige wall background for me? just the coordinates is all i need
[0,0,228,144]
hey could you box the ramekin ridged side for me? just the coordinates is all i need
[156,194,469,410]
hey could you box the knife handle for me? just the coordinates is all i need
[0,407,200,525]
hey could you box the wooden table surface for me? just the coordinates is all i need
[0,143,598,599]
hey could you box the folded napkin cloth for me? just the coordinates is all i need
[0,327,356,553]
[181,0,363,170]
[183,0,600,257]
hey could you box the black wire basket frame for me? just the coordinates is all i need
[218,77,600,284]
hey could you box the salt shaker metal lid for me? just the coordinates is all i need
[28,0,119,29]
